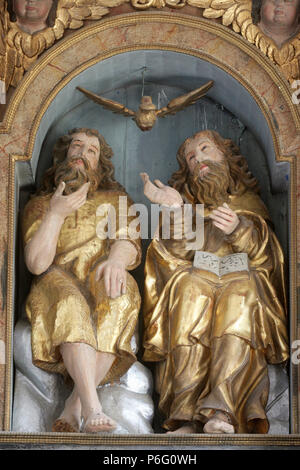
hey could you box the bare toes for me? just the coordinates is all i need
[83,411,116,433]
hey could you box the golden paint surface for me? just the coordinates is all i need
[143,189,289,433]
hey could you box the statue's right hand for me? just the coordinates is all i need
[140,172,183,207]
[49,181,90,219]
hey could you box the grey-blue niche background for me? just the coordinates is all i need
[13,50,290,434]
[34,53,289,262]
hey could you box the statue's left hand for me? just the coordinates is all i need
[95,260,127,299]
[209,203,239,235]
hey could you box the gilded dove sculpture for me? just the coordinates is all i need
[76,81,214,131]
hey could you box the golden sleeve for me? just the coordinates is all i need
[227,211,287,313]
[226,212,276,269]
[157,205,195,262]
[22,195,50,246]
[110,192,142,270]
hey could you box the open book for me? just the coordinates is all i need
[193,251,249,278]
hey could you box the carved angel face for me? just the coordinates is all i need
[184,134,224,179]
[13,0,53,23]
[260,0,300,28]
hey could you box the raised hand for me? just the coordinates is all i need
[140,172,183,207]
[49,181,90,220]
[24,181,90,276]
[209,203,239,235]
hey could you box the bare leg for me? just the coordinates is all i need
[95,351,116,386]
[84,350,116,432]
[59,342,116,433]
[54,349,115,432]
[52,385,82,432]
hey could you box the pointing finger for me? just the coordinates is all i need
[55,181,65,195]
[214,206,234,216]
[212,221,226,231]
[140,173,149,183]
[121,274,127,295]
[104,266,111,297]
[210,211,233,222]
[109,268,118,299]
[78,182,90,194]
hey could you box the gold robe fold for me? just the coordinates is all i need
[23,189,141,383]
[143,190,289,433]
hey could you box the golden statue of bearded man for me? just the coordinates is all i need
[141,130,289,434]
[22,128,141,433]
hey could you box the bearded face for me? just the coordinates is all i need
[54,155,101,196]
[188,158,231,209]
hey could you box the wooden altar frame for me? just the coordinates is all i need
[0,12,299,447]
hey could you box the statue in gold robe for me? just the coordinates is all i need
[22,128,141,433]
[141,130,289,434]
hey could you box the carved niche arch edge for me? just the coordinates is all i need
[26,47,297,163]
[2,14,299,434]
[0,14,299,139]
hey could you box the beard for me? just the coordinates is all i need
[54,155,101,196]
[188,159,231,209]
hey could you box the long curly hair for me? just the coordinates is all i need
[169,130,260,196]
[37,128,124,195]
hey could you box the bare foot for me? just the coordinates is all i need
[82,408,117,433]
[166,423,196,434]
[52,392,81,432]
[203,412,234,434]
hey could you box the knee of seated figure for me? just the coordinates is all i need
[216,279,257,326]
[173,270,213,298]
[221,276,257,296]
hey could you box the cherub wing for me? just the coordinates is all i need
[76,86,136,118]
[187,0,250,32]
[156,80,214,118]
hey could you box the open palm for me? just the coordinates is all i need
[140,172,183,207]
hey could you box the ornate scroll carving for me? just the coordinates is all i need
[2,0,127,89]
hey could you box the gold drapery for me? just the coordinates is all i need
[23,190,141,383]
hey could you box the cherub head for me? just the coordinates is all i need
[8,0,58,34]
[252,0,300,46]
